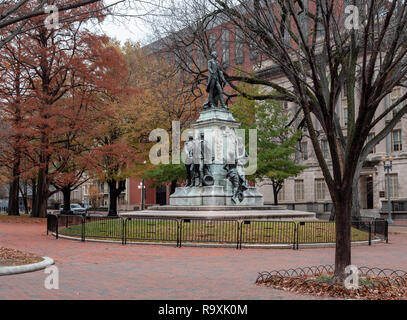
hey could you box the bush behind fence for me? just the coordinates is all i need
[46,214,388,250]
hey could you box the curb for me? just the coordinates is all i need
[0,257,54,276]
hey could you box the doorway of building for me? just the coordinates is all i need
[156,186,167,206]
[366,176,374,209]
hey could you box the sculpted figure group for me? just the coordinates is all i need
[184,133,213,188]
[183,132,248,204]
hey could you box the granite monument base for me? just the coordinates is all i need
[169,186,264,206]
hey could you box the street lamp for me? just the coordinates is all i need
[137,160,147,210]
[138,180,146,210]
[382,155,394,224]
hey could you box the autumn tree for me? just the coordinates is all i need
[0,6,131,217]
[121,42,202,191]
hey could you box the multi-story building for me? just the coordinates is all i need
[49,177,170,211]
[258,84,407,219]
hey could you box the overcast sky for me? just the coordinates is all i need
[87,0,162,46]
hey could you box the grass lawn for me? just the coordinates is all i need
[58,218,371,244]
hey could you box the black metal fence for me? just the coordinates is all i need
[47,214,388,249]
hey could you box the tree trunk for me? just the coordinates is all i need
[273,187,279,205]
[31,178,37,212]
[107,179,126,217]
[8,162,20,216]
[170,180,177,195]
[329,205,336,221]
[19,182,29,214]
[351,179,361,220]
[31,167,48,218]
[61,186,72,215]
[333,188,352,283]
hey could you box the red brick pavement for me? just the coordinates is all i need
[0,221,406,300]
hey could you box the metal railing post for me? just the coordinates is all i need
[385,220,389,243]
[81,215,85,242]
[56,216,59,240]
[179,219,183,248]
[293,223,297,250]
[368,222,372,246]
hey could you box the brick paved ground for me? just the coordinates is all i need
[0,220,406,300]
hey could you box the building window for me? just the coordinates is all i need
[343,108,348,126]
[294,180,304,201]
[278,183,285,201]
[235,28,244,65]
[315,179,326,201]
[249,40,258,60]
[321,140,329,158]
[391,88,403,119]
[221,29,230,68]
[316,2,326,38]
[385,174,399,199]
[392,130,402,151]
[301,141,308,160]
[209,33,217,52]
[367,133,376,153]
[299,0,309,35]
[197,46,205,69]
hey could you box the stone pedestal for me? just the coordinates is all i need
[170,186,264,206]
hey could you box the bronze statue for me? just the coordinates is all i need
[204,51,228,110]
[183,135,195,187]
[224,161,248,204]
[193,132,214,187]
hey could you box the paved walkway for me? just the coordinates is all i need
[0,221,406,300]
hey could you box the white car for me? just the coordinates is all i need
[60,203,87,215]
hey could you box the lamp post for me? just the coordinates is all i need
[138,180,145,210]
[138,160,147,210]
[382,155,394,224]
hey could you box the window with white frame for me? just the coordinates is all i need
[301,141,308,160]
[392,130,402,152]
[385,174,399,199]
[315,179,326,201]
[321,140,329,158]
[367,133,376,154]
[294,180,304,201]
[221,29,230,68]
[235,28,244,65]
[278,182,285,201]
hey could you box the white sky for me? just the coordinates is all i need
[87,0,160,46]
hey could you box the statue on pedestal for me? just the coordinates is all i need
[203,51,229,110]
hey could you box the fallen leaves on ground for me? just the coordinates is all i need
[0,247,43,267]
[0,214,46,224]
[256,274,407,300]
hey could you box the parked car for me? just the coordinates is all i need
[60,203,87,215]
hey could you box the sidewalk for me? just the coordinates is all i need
[1,220,406,300]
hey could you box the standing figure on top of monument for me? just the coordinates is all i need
[206,51,228,110]
[183,135,195,187]
[193,132,214,187]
